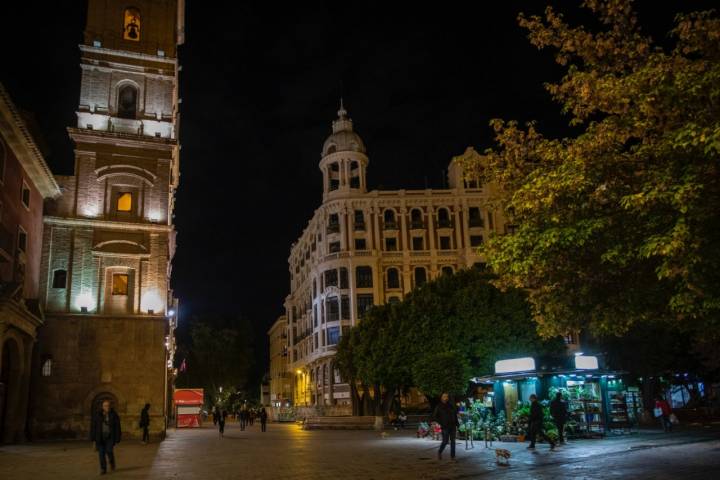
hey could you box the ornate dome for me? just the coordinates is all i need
[321,101,366,157]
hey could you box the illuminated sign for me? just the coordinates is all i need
[495,357,536,374]
[575,355,599,370]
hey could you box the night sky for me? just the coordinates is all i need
[2,1,712,369]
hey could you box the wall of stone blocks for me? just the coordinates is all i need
[31,315,169,440]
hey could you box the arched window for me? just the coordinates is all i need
[437,208,451,227]
[117,84,138,119]
[350,161,359,170]
[442,266,454,276]
[410,208,423,228]
[386,268,400,289]
[41,356,53,377]
[327,145,337,154]
[52,269,68,289]
[383,209,396,228]
[414,267,427,287]
[123,7,141,41]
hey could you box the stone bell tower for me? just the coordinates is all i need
[31,0,184,440]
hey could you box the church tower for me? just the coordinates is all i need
[31,0,184,439]
[319,101,368,202]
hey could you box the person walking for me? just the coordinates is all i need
[213,406,220,426]
[398,411,408,430]
[90,399,122,475]
[139,403,151,444]
[549,392,568,444]
[239,408,246,431]
[655,396,673,432]
[527,394,556,451]
[432,392,459,461]
[218,408,227,438]
[260,406,268,432]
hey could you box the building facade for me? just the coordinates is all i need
[0,84,62,443]
[267,315,292,407]
[30,0,183,439]
[284,104,506,410]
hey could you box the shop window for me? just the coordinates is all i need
[470,235,483,247]
[356,266,373,288]
[354,238,367,250]
[386,268,400,289]
[52,269,68,289]
[112,273,129,295]
[439,236,451,250]
[385,237,397,251]
[414,267,427,287]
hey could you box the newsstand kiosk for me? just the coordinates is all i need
[174,388,204,428]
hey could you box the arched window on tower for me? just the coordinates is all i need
[386,268,400,290]
[329,162,340,191]
[123,8,141,41]
[350,161,360,188]
[117,84,138,119]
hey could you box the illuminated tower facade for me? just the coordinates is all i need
[31,0,184,439]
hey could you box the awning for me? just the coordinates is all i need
[173,388,204,405]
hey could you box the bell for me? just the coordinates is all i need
[128,24,138,39]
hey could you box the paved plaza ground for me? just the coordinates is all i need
[1,421,719,479]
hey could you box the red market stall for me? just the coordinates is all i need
[174,388,204,428]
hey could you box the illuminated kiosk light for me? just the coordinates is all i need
[575,355,599,370]
[495,357,535,374]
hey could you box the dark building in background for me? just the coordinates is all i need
[0,83,61,443]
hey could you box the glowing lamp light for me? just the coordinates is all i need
[141,290,164,314]
[83,205,99,217]
[76,292,95,313]
[147,210,162,222]
[495,357,536,374]
[575,355,599,370]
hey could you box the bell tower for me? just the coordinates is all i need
[32,0,184,440]
[319,101,369,201]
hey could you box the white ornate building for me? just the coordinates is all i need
[284,103,506,409]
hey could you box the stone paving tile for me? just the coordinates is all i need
[1,421,719,479]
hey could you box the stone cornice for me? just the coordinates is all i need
[0,83,62,199]
[79,44,177,65]
[44,215,174,233]
[68,127,176,150]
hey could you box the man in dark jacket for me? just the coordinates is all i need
[140,403,151,444]
[260,406,268,432]
[528,394,556,450]
[90,399,122,474]
[432,392,459,460]
[549,392,568,444]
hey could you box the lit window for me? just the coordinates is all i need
[52,269,68,289]
[41,357,53,377]
[327,326,340,346]
[123,8,141,41]
[21,181,31,209]
[117,192,132,212]
[112,273,129,295]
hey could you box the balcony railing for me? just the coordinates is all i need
[410,221,425,229]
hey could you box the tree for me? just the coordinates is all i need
[336,269,566,411]
[466,1,720,366]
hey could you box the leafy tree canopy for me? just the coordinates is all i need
[465,0,720,365]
